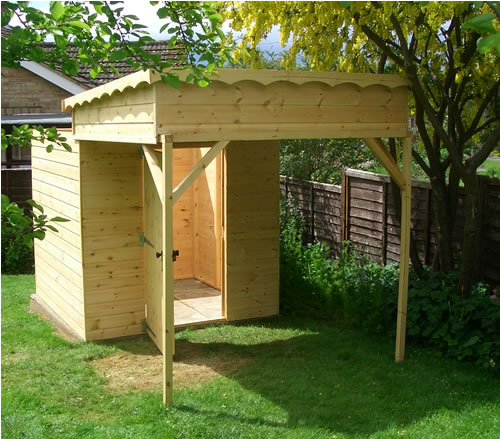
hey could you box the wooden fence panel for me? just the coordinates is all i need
[280,169,500,285]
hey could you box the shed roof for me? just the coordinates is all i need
[62,68,409,111]
[64,68,410,143]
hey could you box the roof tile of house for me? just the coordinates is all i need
[41,41,182,88]
[2,27,181,88]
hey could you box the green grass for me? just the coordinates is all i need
[478,159,500,178]
[2,275,499,438]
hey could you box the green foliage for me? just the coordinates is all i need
[2,1,232,85]
[280,198,399,329]
[280,201,500,370]
[280,138,375,184]
[1,125,71,152]
[1,232,34,274]
[463,4,500,54]
[1,195,69,273]
[405,270,500,372]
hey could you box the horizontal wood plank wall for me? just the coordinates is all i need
[80,141,145,340]
[193,148,221,289]
[73,85,155,141]
[172,149,195,280]
[225,140,280,320]
[155,82,409,141]
[32,136,85,339]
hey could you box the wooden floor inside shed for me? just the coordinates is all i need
[174,279,224,327]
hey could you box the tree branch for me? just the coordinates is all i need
[468,124,500,170]
[412,148,432,176]
[464,80,500,140]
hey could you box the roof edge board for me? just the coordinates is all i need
[20,61,89,95]
[62,68,410,111]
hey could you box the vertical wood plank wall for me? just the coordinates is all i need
[225,140,280,320]
[193,148,221,289]
[172,149,195,279]
[80,141,145,340]
[32,137,85,339]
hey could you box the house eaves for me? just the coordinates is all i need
[20,60,89,95]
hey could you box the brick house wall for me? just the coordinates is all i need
[1,67,72,115]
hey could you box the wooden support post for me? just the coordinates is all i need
[395,137,412,362]
[172,140,229,205]
[161,135,174,405]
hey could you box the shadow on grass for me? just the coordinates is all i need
[105,320,499,437]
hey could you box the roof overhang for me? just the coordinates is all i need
[21,60,89,95]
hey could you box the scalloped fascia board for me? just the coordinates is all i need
[62,68,410,111]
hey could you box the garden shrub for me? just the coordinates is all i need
[404,270,499,372]
[280,198,499,371]
[1,197,34,274]
[1,233,34,274]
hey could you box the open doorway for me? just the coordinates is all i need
[143,146,225,350]
[172,147,224,327]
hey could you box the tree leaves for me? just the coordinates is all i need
[477,33,500,53]
[49,1,65,21]
[68,21,91,32]
[464,13,497,34]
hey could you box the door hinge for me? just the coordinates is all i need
[139,232,154,248]
[172,250,179,261]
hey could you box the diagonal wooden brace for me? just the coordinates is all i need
[142,144,164,202]
[363,138,406,189]
[172,140,229,205]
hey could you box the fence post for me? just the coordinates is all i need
[423,186,432,266]
[480,176,489,281]
[311,184,315,243]
[382,180,388,265]
[340,168,349,243]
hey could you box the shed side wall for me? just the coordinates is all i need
[225,140,280,320]
[32,136,85,338]
[80,141,145,340]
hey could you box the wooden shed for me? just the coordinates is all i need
[31,68,411,404]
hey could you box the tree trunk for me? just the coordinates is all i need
[431,181,455,272]
[458,172,484,298]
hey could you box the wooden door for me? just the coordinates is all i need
[144,156,163,351]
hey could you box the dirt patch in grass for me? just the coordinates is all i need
[92,342,251,393]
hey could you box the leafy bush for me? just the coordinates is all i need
[280,197,399,330]
[1,194,69,274]
[280,199,500,371]
[1,197,34,274]
[1,232,34,274]
[404,270,500,372]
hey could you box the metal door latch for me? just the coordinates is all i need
[155,250,179,261]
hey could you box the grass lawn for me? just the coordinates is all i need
[478,159,500,179]
[2,275,499,438]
